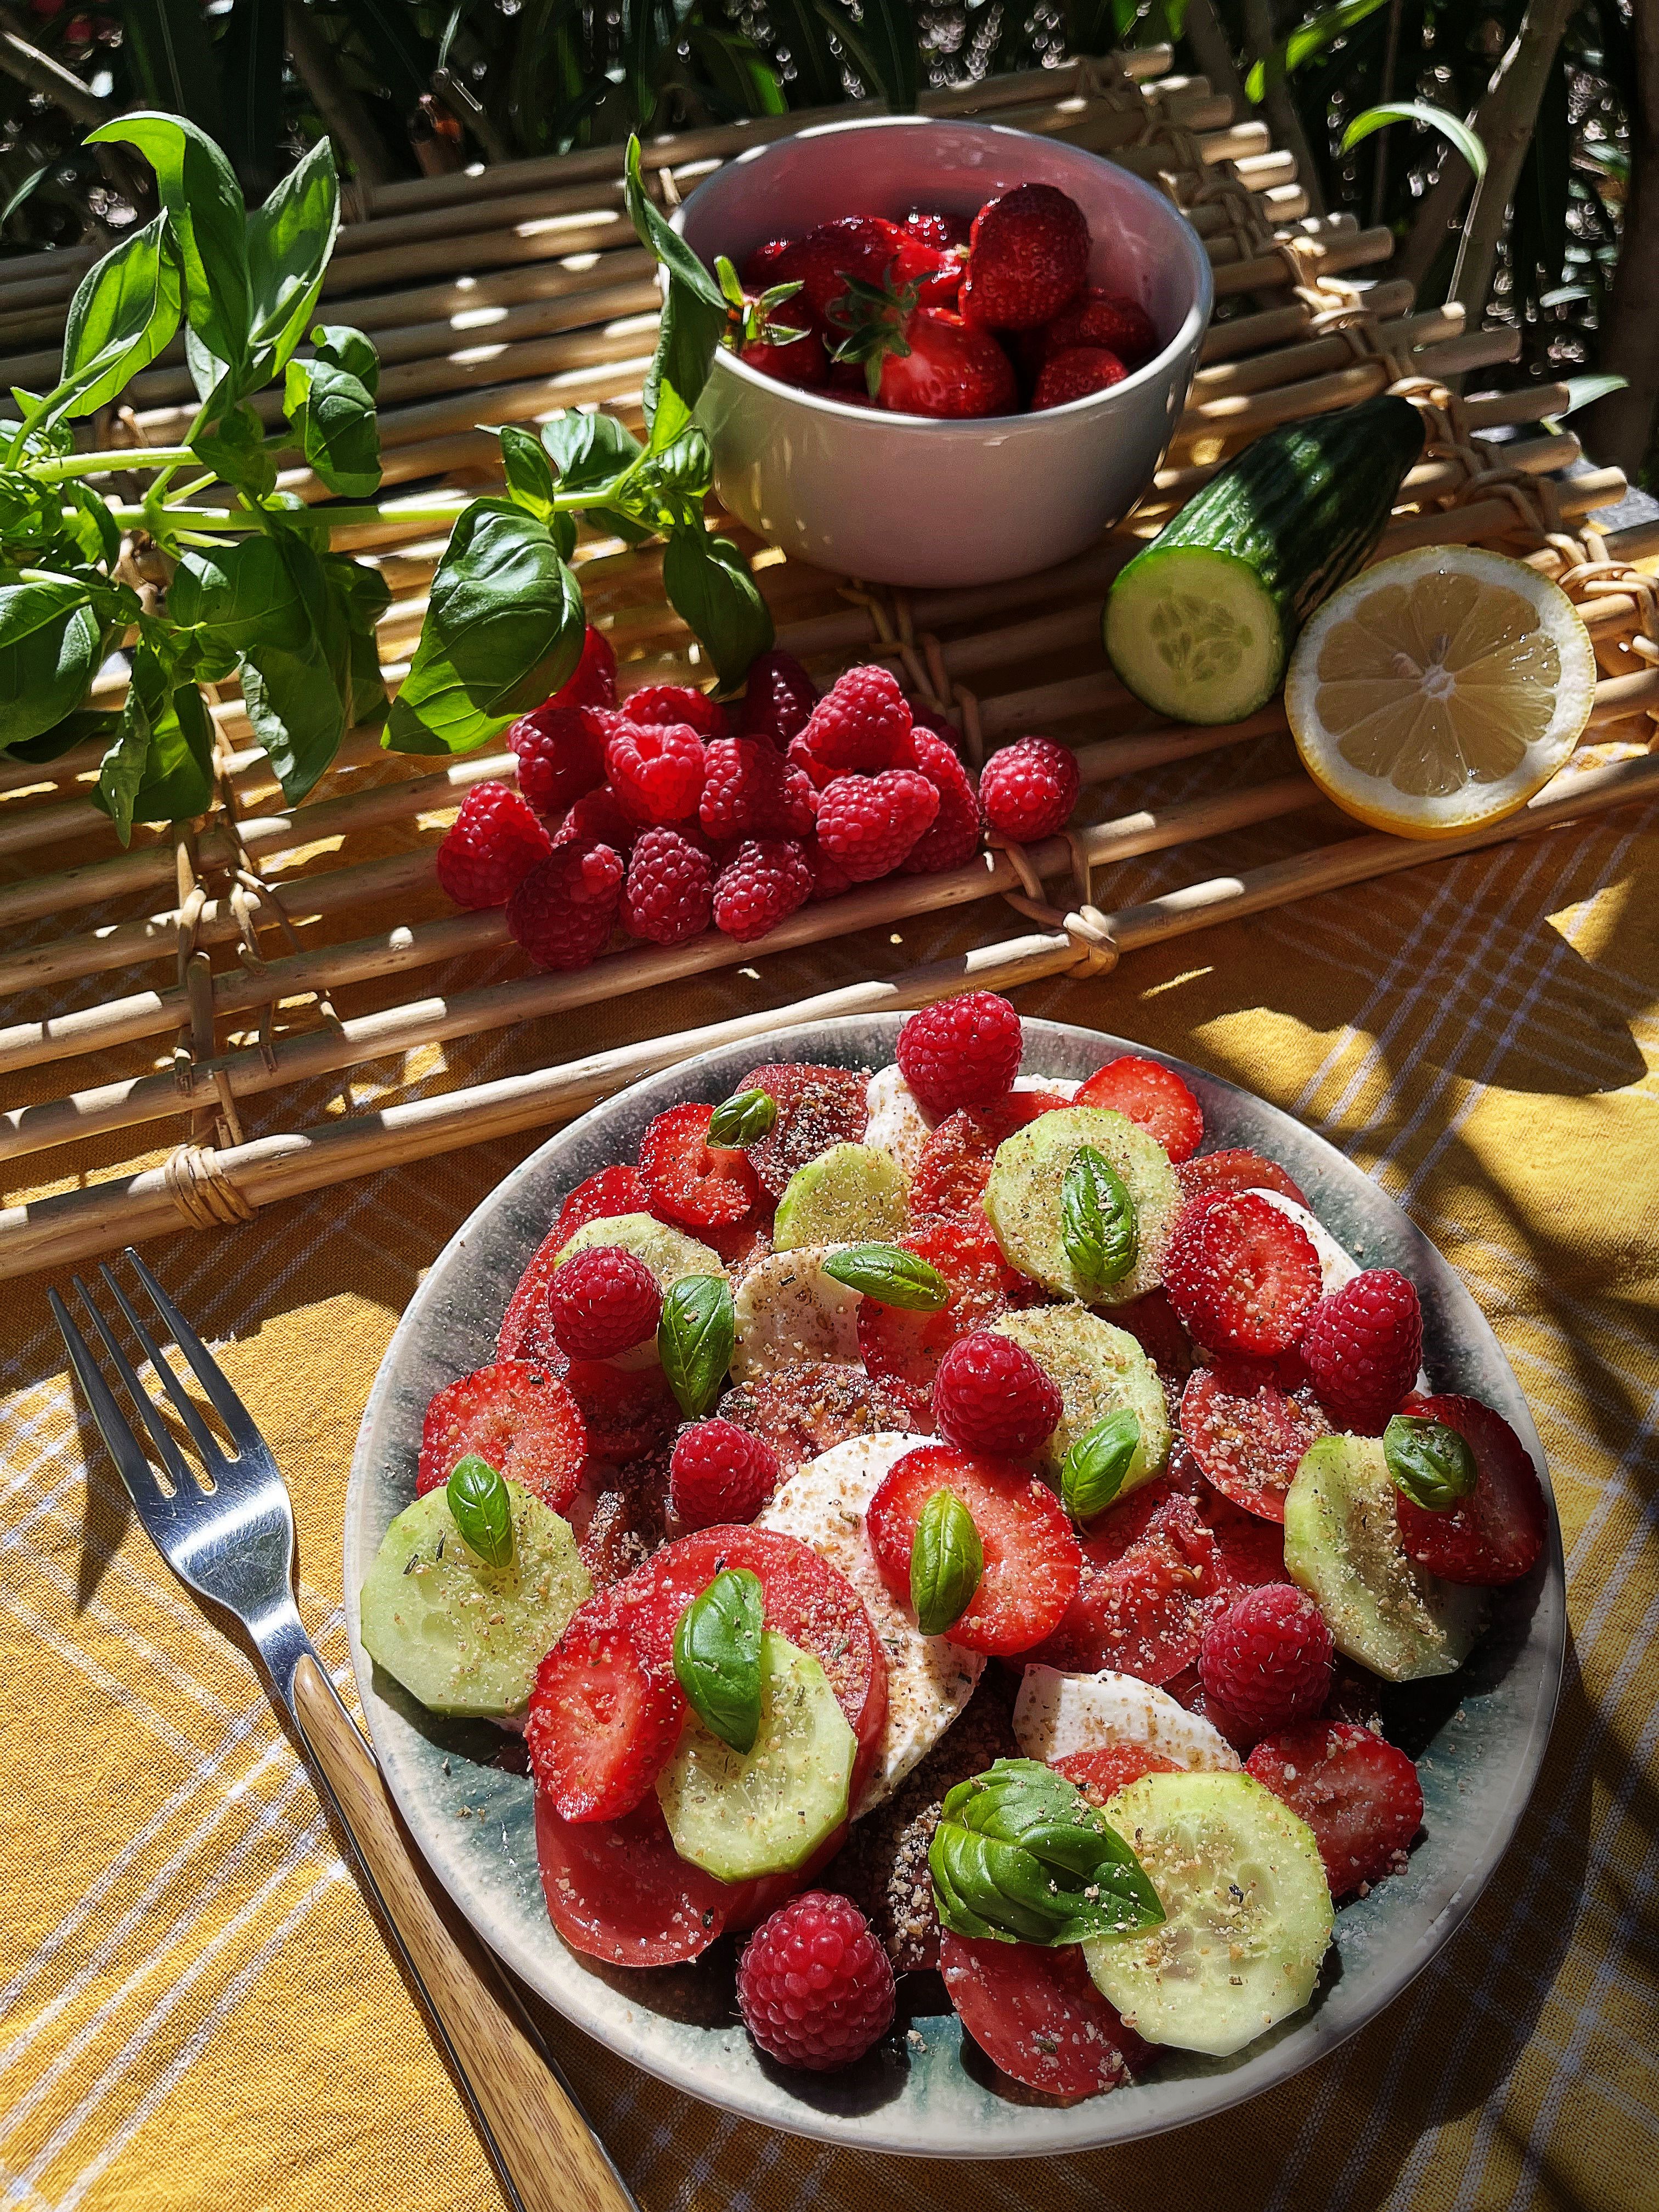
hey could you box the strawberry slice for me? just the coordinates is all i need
[940,1932,1146,2098]
[1201,1487,1292,1595]
[566,1358,682,1465]
[1177,1148,1308,1207]
[526,1618,686,1821]
[856,1216,1020,1390]
[1247,1721,1424,1896]
[638,1101,759,1228]
[1075,1055,1204,1163]
[557,1164,658,1243]
[415,1359,586,1510]
[1052,1745,1182,1806]
[1029,1485,1214,1682]
[1109,1288,1195,1381]
[908,1092,1070,1224]
[735,1062,870,1198]
[1164,1190,1323,1357]
[1181,1359,1333,1524]
[865,1442,1081,1656]
[1394,1391,1549,1586]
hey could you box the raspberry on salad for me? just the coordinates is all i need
[506,839,624,972]
[434,780,552,909]
[896,991,1024,1118]
[815,769,939,881]
[1199,1584,1334,1737]
[1163,1190,1323,1357]
[416,1359,586,1511]
[1076,1055,1204,1164]
[668,1417,781,1529]
[978,735,1081,844]
[710,837,814,943]
[932,1328,1062,1458]
[798,664,913,774]
[621,826,713,946]
[1247,1721,1424,1896]
[1300,1269,1424,1434]
[604,719,706,825]
[639,1100,760,1227]
[736,1891,896,2072]
[548,1244,662,1360]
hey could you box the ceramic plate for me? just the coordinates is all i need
[343,1015,1564,2156]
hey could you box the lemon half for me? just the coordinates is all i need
[1285,546,1596,840]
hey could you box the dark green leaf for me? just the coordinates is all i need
[1060,1407,1141,1525]
[88,114,252,385]
[312,322,379,398]
[661,528,774,690]
[445,1453,516,1570]
[57,486,123,571]
[1246,0,1390,98]
[822,1244,950,1311]
[706,1086,777,1147]
[4,708,121,765]
[321,551,392,731]
[131,676,215,826]
[683,26,788,117]
[930,1759,1164,1945]
[207,527,353,801]
[645,276,729,439]
[0,578,99,749]
[910,1487,983,1637]
[657,1273,736,1420]
[673,1567,765,1753]
[623,134,727,316]
[246,137,341,375]
[171,535,314,653]
[95,688,151,847]
[190,403,277,498]
[543,409,644,488]
[1062,1145,1138,1293]
[284,354,382,499]
[498,424,560,521]
[1383,1415,1478,1513]
[217,0,286,201]
[57,212,183,421]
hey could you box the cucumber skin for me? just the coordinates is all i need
[1104,394,1427,718]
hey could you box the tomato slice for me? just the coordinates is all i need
[535,1792,771,1965]
[1181,1359,1333,1525]
[940,1933,1146,2098]
[1393,1392,1549,1585]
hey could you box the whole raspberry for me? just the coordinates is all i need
[506,840,623,970]
[701,737,816,840]
[623,682,728,738]
[1200,1584,1334,1736]
[710,838,813,944]
[1300,1269,1423,1434]
[737,650,820,749]
[815,769,939,882]
[435,780,551,908]
[1032,345,1127,410]
[669,1417,781,1528]
[903,730,980,875]
[786,730,838,793]
[932,1329,1062,1457]
[604,720,705,826]
[507,701,613,815]
[549,1244,662,1359]
[896,991,1023,1117]
[802,833,853,902]
[979,736,1081,843]
[621,826,713,945]
[736,1891,896,2072]
[549,624,617,712]
[798,664,913,774]
[551,785,636,854]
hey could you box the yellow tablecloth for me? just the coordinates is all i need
[3,794,1656,2212]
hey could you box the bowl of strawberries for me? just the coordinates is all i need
[675,114,1212,587]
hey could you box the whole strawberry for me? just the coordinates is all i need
[435,780,551,909]
[758,215,953,325]
[739,297,828,388]
[1032,345,1126,411]
[961,183,1089,330]
[1301,1269,1423,1434]
[896,991,1023,1117]
[1042,288,1158,366]
[507,839,624,970]
[832,272,1016,419]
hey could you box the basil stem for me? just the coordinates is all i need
[444,1454,515,1571]
[821,1244,950,1311]
[928,1759,1164,1946]
[708,1087,777,1147]
[658,1273,735,1419]
[673,1567,765,1753]
[1061,1145,1138,1293]
[1384,1414,1478,1511]
[1060,1407,1142,1525]
[910,1487,983,1637]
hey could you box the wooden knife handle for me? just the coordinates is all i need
[291,1654,634,2212]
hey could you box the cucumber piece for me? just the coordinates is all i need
[983,1106,1183,1304]
[773,1142,906,1250]
[1083,1770,1333,2057]
[1104,396,1426,724]
[1284,1435,1486,1682]
[991,1306,1170,1496]
[358,1482,590,1718]
[556,1211,724,1292]
[656,1630,856,1881]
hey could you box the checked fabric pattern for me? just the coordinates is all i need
[2,777,1656,2212]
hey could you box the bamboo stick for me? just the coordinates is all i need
[1199,281,1417,363]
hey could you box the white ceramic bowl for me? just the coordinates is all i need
[674,114,1212,588]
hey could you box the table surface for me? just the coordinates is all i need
[3,778,1656,2212]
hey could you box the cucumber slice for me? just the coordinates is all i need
[358,1482,590,1718]
[983,1106,1183,1304]
[991,1306,1170,1496]
[1284,1435,1486,1682]
[656,1630,856,1881]
[556,1211,724,1292]
[774,1143,907,1251]
[1082,1770,1333,2057]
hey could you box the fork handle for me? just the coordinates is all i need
[291,1655,635,2212]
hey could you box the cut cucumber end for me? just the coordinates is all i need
[1105,548,1288,725]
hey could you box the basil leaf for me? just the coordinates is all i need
[284,348,381,499]
[623,133,728,317]
[662,527,774,690]
[0,578,99,749]
[1384,1414,1478,1512]
[388,499,584,757]
[498,424,560,522]
[658,1274,735,1419]
[445,1453,515,1571]
[673,1566,764,1753]
[56,211,182,421]
[707,1086,777,1146]
[1062,1145,1138,1293]
[189,402,276,498]
[543,409,645,495]
[172,534,312,654]
[929,1759,1165,1946]
[312,323,379,396]
[1060,1407,1141,1525]
[822,1244,950,1312]
[321,552,392,731]
[5,707,121,765]
[246,136,340,378]
[88,112,251,387]
[910,1487,983,1637]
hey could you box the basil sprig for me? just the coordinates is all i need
[1060,1407,1142,1525]
[708,1087,777,1147]
[822,1244,950,1311]
[658,1273,735,1419]
[444,1454,515,1571]
[1384,1414,1478,1511]
[673,1567,765,1753]
[929,1759,1165,1946]
[910,1487,983,1636]
[1062,1146,1138,1293]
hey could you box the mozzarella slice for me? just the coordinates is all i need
[757,1432,985,1815]
[1013,1664,1241,1774]
[731,1245,861,1381]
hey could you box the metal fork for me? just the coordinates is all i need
[53,1249,636,2212]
